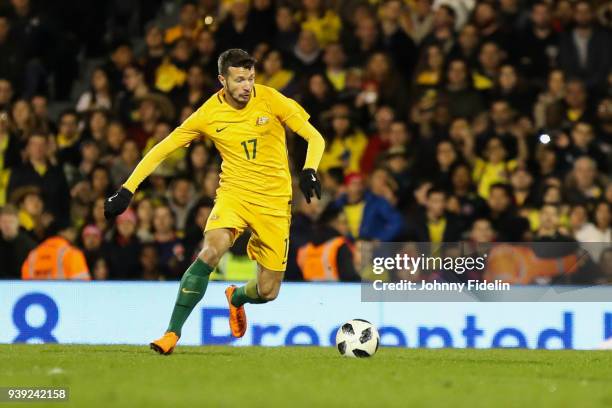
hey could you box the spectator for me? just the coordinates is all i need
[485,183,530,241]
[76,67,114,114]
[378,0,417,79]
[472,136,518,199]
[440,58,484,119]
[0,79,14,111]
[534,203,575,242]
[414,44,445,91]
[82,109,109,146]
[0,109,20,203]
[56,110,82,168]
[30,94,54,134]
[10,98,38,143]
[286,193,320,281]
[0,204,35,279]
[135,197,154,243]
[296,203,359,281]
[406,186,465,243]
[168,176,197,232]
[140,23,166,85]
[165,0,203,45]
[22,221,90,280]
[86,197,110,238]
[110,139,141,187]
[469,217,496,244]
[81,224,104,273]
[368,167,399,208]
[319,103,367,173]
[575,200,612,244]
[558,122,608,173]
[153,204,186,279]
[172,64,213,110]
[359,105,394,174]
[8,133,70,223]
[558,0,612,89]
[299,73,336,132]
[299,0,341,47]
[564,156,604,204]
[104,208,142,280]
[139,244,163,280]
[274,6,299,54]
[335,172,404,241]
[449,23,480,67]
[473,41,504,91]
[562,79,592,127]
[104,41,134,93]
[258,50,296,95]
[519,1,558,84]
[215,0,260,53]
[323,43,347,92]
[421,4,456,54]
[116,64,150,126]
[405,0,434,45]
[183,197,213,259]
[90,165,113,200]
[10,185,45,238]
[449,162,487,223]
[192,28,217,73]
[292,29,324,75]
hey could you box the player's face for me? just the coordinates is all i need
[220,66,255,108]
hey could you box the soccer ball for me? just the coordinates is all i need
[335,319,380,358]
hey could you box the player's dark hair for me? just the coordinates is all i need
[217,49,256,76]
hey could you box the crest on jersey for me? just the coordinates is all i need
[256,116,269,126]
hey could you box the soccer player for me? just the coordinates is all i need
[104,49,325,354]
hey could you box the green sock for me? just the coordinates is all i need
[167,259,214,337]
[231,279,268,307]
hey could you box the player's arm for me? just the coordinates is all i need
[287,113,326,203]
[268,88,326,203]
[104,110,204,219]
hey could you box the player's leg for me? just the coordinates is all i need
[150,228,233,354]
[225,264,283,338]
[230,264,283,306]
[165,228,233,334]
[224,203,290,338]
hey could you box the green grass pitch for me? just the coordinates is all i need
[1,345,612,408]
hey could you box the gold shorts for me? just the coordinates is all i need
[204,194,291,271]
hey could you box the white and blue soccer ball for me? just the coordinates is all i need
[335,319,380,358]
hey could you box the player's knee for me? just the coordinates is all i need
[198,246,221,267]
[258,284,279,301]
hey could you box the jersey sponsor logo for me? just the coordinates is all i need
[216,126,228,132]
[256,116,269,126]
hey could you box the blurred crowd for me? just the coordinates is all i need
[0,0,612,283]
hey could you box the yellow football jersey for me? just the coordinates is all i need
[123,85,310,211]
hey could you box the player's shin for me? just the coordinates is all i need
[231,279,268,307]
[166,259,214,336]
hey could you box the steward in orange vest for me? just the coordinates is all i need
[297,204,360,281]
[22,223,91,280]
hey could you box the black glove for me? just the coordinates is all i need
[104,187,133,220]
[299,168,321,204]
